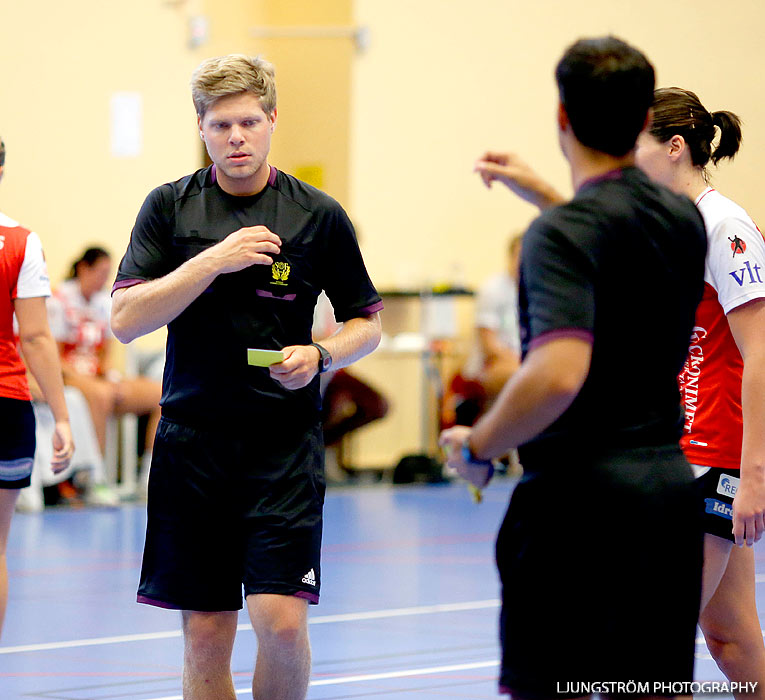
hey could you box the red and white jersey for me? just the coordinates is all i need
[0,211,51,401]
[47,278,112,376]
[679,188,765,469]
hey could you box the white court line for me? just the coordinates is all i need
[141,660,501,700]
[308,599,499,625]
[0,599,499,655]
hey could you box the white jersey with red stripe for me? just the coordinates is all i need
[0,211,51,401]
[47,278,112,377]
[679,188,765,469]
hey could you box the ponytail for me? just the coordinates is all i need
[711,111,742,165]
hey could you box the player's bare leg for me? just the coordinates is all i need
[247,593,311,700]
[181,610,238,700]
[0,489,19,637]
[700,535,765,700]
[62,372,117,452]
[113,376,161,450]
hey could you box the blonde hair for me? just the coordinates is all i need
[191,54,276,118]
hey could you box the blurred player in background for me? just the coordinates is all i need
[0,135,73,636]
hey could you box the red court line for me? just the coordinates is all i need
[9,559,142,578]
[0,671,180,677]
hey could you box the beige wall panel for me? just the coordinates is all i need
[0,0,204,288]
[260,0,352,26]
[255,36,354,206]
[351,0,765,290]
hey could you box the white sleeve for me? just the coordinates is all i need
[45,292,68,341]
[16,232,51,298]
[312,291,341,339]
[97,291,115,339]
[474,277,503,330]
[706,216,765,314]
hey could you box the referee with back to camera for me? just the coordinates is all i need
[111,54,382,700]
[441,36,707,698]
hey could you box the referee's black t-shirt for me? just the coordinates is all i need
[517,166,707,470]
[114,165,382,430]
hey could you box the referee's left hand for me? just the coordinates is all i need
[269,345,320,390]
[439,426,493,489]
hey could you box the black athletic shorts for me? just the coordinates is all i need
[137,416,325,612]
[0,396,36,489]
[497,445,703,698]
[695,466,738,542]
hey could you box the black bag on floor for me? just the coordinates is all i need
[392,453,449,484]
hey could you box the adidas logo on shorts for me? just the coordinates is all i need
[302,569,316,586]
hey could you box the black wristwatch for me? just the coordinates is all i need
[311,342,333,374]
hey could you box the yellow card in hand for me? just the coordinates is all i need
[247,348,285,367]
[468,484,484,504]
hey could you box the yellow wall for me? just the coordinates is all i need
[3,1,764,291]
[0,0,353,351]
[0,0,353,278]
[2,0,764,360]
[0,0,202,285]
[351,0,765,289]
[250,0,354,205]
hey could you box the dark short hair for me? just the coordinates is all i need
[69,246,111,279]
[555,36,655,156]
[0,138,5,168]
[649,87,742,168]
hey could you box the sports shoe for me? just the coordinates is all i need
[84,483,121,507]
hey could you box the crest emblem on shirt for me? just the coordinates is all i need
[729,236,746,256]
[271,261,291,286]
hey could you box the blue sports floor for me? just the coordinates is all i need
[1,479,758,699]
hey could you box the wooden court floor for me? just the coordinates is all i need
[1,479,757,699]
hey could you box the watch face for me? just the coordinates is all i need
[314,344,332,373]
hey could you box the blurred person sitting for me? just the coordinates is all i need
[444,233,522,427]
[17,379,104,511]
[47,247,161,498]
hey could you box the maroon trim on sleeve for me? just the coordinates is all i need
[359,300,384,316]
[111,278,146,296]
[528,328,594,352]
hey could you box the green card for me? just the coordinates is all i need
[247,348,285,367]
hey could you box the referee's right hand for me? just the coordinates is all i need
[202,226,281,273]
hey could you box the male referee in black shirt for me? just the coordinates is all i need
[111,54,382,700]
[441,37,706,698]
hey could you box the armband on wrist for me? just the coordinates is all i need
[460,440,494,468]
